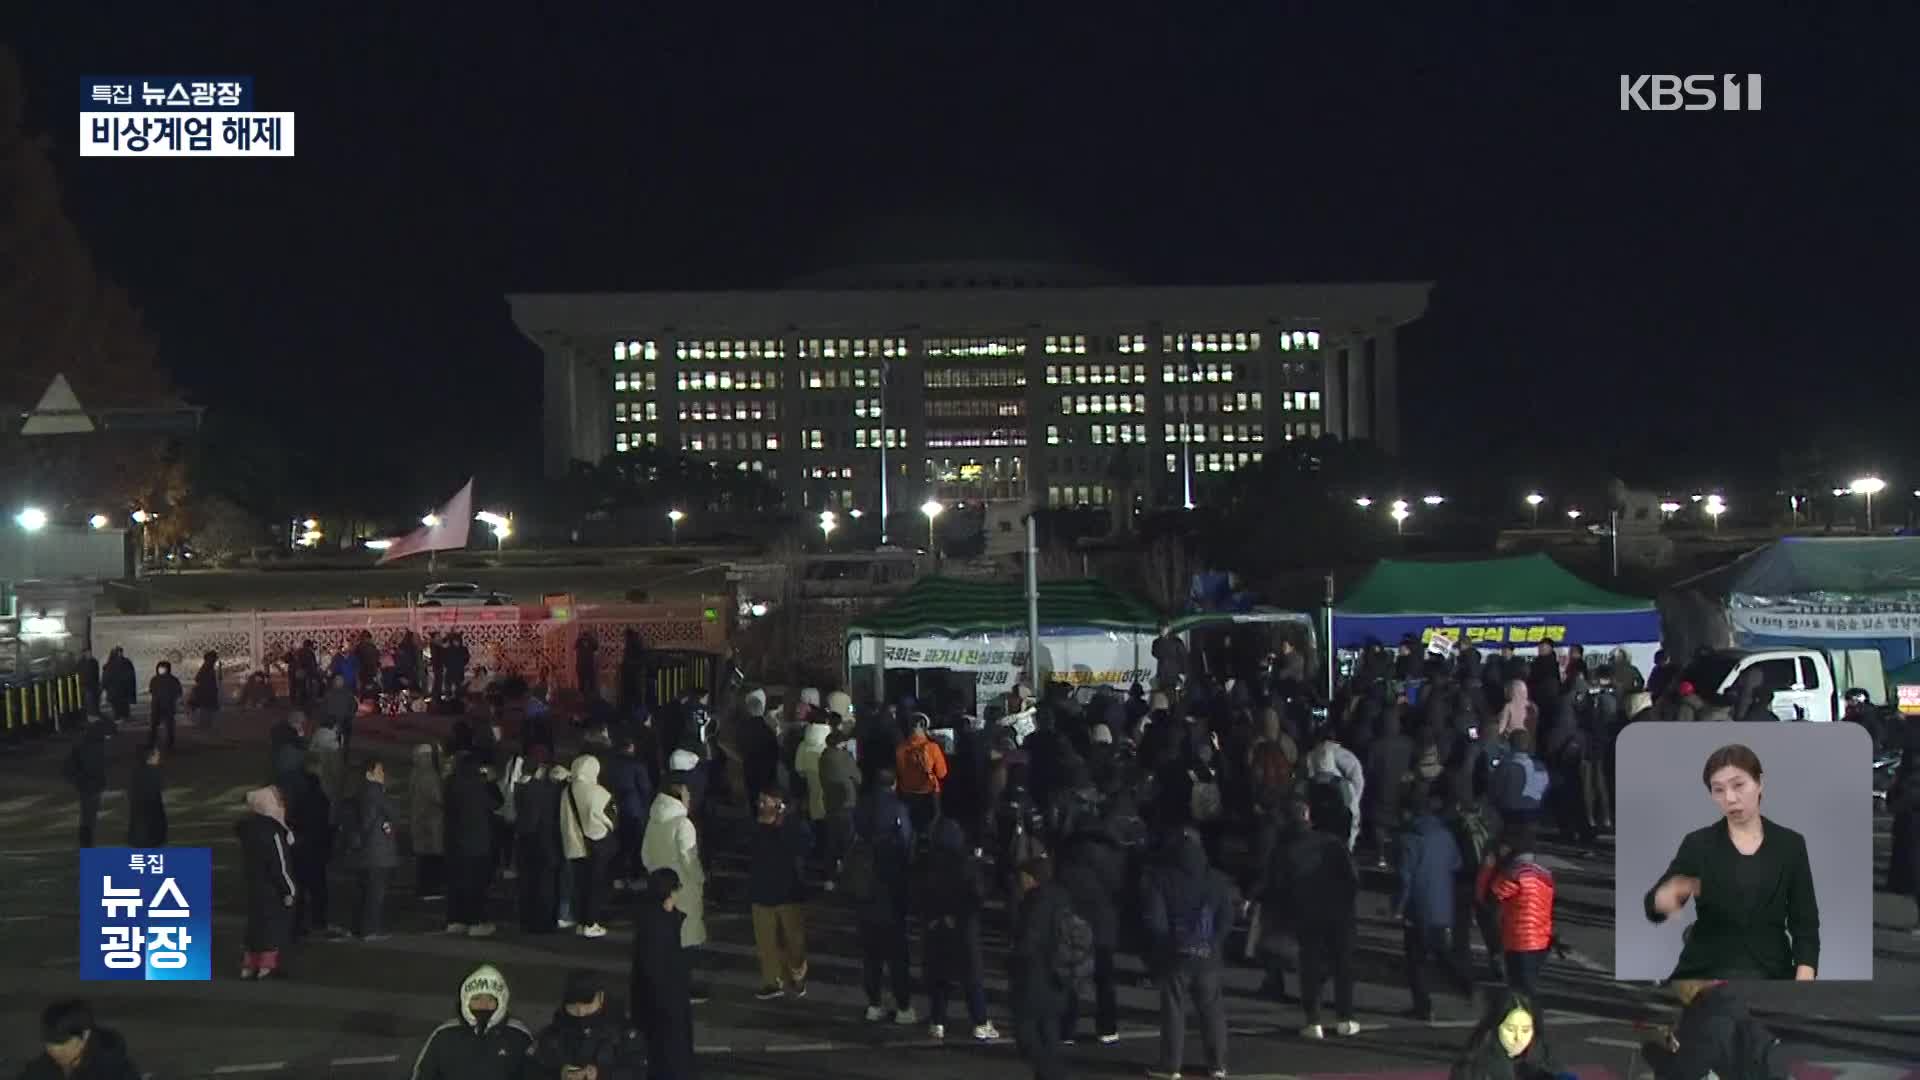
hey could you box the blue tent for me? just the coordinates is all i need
[1723,537,1920,668]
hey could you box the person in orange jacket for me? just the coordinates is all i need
[1475,823,1556,998]
[895,713,949,839]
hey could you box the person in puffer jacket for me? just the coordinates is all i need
[560,754,617,938]
[642,757,709,949]
[1475,824,1556,997]
[410,963,534,1080]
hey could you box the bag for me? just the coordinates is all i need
[1519,757,1550,803]
[1307,774,1352,836]
[1050,902,1096,985]
[1251,741,1295,801]
[1169,890,1218,960]
[1189,773,1223,823]
[838,835,877,901]
[1733,1015,1790,1080]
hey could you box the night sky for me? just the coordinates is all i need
[15,7,1920,504]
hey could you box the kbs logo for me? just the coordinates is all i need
[1619,74,1762,111]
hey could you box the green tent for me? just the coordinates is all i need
[1329,554,1660,655]
[845,576,1161,638]
[1337,554,1650,614]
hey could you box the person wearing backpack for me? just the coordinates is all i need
[1011,855,1079,1080]
[1247,707,1299,813]
[1446,796,1505,983]
[895,712,950,839]
[851,766,917,1025]
[1642,979,1789,1080]
[917,819,999,1043]
[1489,729,1549,828]
[1140,827,1234,1080]
[1059,815,1126,1045]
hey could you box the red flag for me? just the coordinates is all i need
[376,478,475,565]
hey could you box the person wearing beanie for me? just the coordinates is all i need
[533,968,640,1079]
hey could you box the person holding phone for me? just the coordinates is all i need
[1644,744,1819,980]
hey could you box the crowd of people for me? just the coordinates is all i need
[40,621,1893,1080]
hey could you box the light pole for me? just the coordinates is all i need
[819,509,837,547]
[476,511,510,552]
[88,514,109,529]
[1422,495,1444,507]
[921,499,943,555]
[1706,500,1726,532]
[1850,476,1886,532]
[1390,506,1410,534]
[15,507,47,532]
[667,508,684,545]
[1525,492,1544,527]
[1567,508,1583,524]
[1354,496,1373,509]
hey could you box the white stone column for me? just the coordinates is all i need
[1373,330,1400,456]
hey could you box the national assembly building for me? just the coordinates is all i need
[509,260,1429,523]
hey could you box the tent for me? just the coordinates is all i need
[844,576,1161,703]
[1331,554,1661,673]
[1717,538,1920,672]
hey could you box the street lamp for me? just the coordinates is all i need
[1354,496,1373,509]
[819,509,837,546]
[1659,501,1682,516]
[849,508,864,519]
[1706,500,1727,532]
[1422,495,1444,507]
[491,521,510,551]
[1849,476,1886,531]
[302,518,319,530]
[1525,492,1544,527]
[421,513,440,528]
[1390,506,1410,534]
[667,508,684,544]
[15,507,47,532]
[131,510,152,525]
[88,514,109,530]
[921,499,944,552]
[1390,499,1409,513]
[1567,508,1583,522]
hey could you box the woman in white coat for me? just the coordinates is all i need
[795,717,833,829]
[559,753,616,938]
[642,750,708,952]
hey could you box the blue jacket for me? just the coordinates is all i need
[1395,813,1461,928]
[853,789,914,922]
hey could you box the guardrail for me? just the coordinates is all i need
[0,669,85,739]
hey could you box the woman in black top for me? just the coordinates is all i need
[1644,743,1819,980]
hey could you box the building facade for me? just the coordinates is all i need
[509,263,1429,517]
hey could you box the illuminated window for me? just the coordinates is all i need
[1047,425,1061,446]
[1046,366,1060,385]
[804,430,824,450]
[1044,334,1088,355]
[613,341,627,362]
[1115,334,1147,354]
[1308,391,1322,410]
[924,336,1027,358]
[615,432,631,452]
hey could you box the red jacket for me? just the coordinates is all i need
[1478,858,1555,953]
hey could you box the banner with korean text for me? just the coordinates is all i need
[81,848,212,981]
[1330,609,1661,677]
[846,629,1152,697]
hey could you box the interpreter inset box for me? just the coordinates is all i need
[1613,722,1872,981]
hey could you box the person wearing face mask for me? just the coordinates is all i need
[17,999,141,1080]
[409,963,534,1080]
[1447,991,1559,1080]
[1645,743,1820,981]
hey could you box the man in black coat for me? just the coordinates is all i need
[1140,827,1235,1079]
[1641,979,1783,1080]
[64,719,110,848]
[125,745,168,848]
[147,661,183,752]
[515,751,564,933]
[343,759,398,941]
[534,969,641,1080]
[443,753,502,936]
[1012,856,1074,1080]
[1282,798,1363,1038]
[1395,787,1475,1021]
[18,999,141,1080]
[288,764,334,942]
[630,868,695,1080]
[79,649,102,719]
[853,769,916,1023]
[102,648,136,726]
[1059,821,1126,1044]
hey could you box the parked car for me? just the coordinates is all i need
[416,582,511,607]
[1679,647,1838,723]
